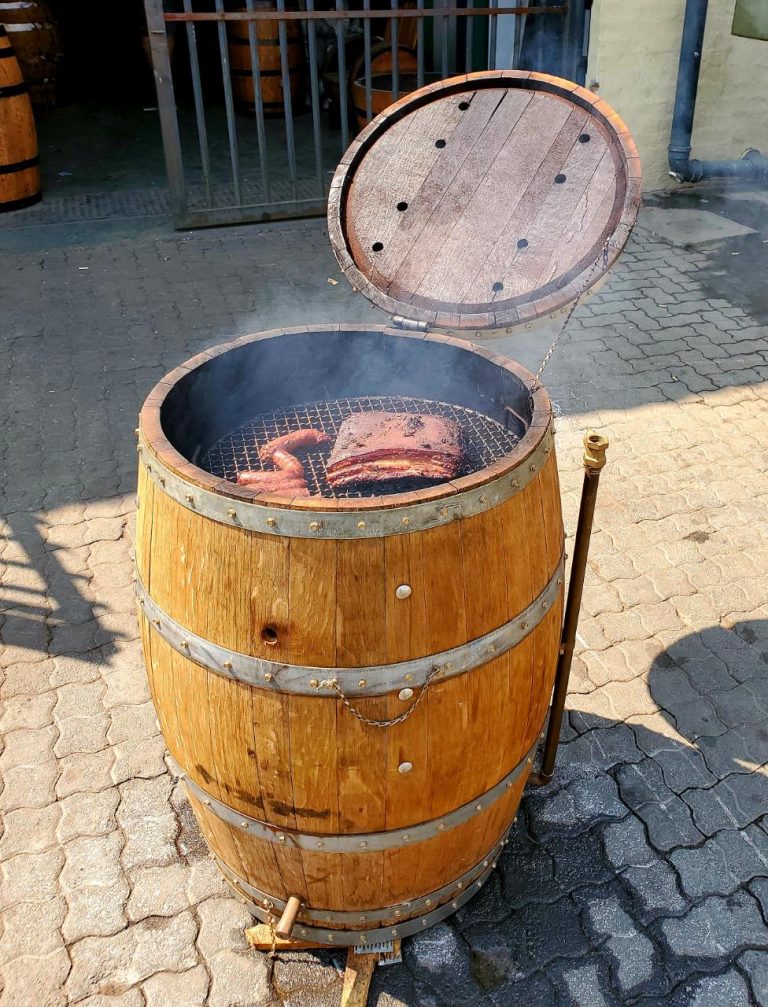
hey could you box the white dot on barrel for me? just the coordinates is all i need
[395,584,412,600]
[399,688,414,701]
[398,761,413,774]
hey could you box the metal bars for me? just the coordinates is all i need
[143,0,569,229]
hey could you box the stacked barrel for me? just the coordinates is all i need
[0,24,40,211]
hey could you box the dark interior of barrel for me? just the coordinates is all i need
[160,329,533,499]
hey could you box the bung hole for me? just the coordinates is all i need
[372,241,384,252]
[578,133,591,143]
[435,138,447,149]
[261,625,279,646]
[458,101,470,110]
[396,201,408,211]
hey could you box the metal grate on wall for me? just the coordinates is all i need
[143,0,574,229]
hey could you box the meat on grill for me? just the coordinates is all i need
[236,470,310,496]
[237,445,310,495]
[259,428,330,462]
[326,412,466,488]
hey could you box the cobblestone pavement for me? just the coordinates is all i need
[1,184,768,1006]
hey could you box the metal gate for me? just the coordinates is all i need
[143,0,587,229]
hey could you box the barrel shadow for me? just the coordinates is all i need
[357,618,768,1006]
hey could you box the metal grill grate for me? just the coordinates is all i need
[201,396,520,499]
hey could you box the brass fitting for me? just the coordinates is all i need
[583,430,609,474]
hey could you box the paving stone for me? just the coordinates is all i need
[111,735,168,786]
[687,969,753,1007]
[0,691,56,732]
[0,848,64,910]
[107,701,159,746]
[623,858,688,920]
[0,725,57,771]
[696,722,768,780]
[271,950,340,996]
[66,913,199,1001]
[0,896,67,961]
[127,863,192,921]
[615,760,703,850]
[117,775,177,871]
[670,824,768,899]
[408,923,484,1003]
[602,814,656,871]
[584,892,658,995]
[553,960,622,1007]
[739,950,768,1004]
[56,749,115,798]
[0,948,71,1007]
[142,966,210,1007]
[61,832,128,941]
[0,759,58,811]
[660,892,768,960]
[57,788,120,843]
[526,771,627,842]
[76,994,145,1007]
[684,771,768,834]
[197,899,273,1007]
[559,724,644,772]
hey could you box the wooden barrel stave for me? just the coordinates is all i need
[227,12,303,117]
[349,45,418,130]
[0,26,40,211]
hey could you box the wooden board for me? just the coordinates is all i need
[328,70,641,332]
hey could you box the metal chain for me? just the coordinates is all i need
[314,665,445,728]
[531,237,613,393]
[266,905,278,958]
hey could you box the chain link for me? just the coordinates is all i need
[266,904,278,958]
[531,237,613,393]
[315,666,445,728]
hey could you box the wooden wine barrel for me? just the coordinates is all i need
[228,5,304,117]
[0,0,61,110]
[349,43,417,129]
[136,325,564,944]
[0,26,40,212]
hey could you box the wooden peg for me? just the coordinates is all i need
[275,896,302,939]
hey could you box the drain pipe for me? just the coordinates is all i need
[668,0,768,183]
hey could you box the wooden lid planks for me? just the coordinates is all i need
[328,70,641,334]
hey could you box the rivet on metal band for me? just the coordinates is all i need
[136,553,563,698]
[227,857,500,946]
[215,834,505,926]
[184,739,536,852]
[137,424,553,540]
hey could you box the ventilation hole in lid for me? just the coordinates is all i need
[554,173,567,184]
[435,139,447,149]
[517,238,528,249]
[492,281,504,292]
[372,241,384,252]
[261,625,279,646]
[458,101,470,110]
[396,201,408,211]
[578,133,591,143]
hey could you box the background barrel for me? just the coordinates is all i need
[0,1,62,110]
[349,43,417,129]
[135,327,564,943]
[0,26,40,211]
[228,4,304,117]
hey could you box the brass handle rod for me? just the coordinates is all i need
[529,431,609,788]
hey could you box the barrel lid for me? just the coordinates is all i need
[328,70,641,334]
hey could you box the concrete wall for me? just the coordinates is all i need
[586,0,768,190]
